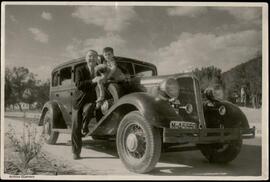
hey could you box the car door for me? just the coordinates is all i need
[50,70,59,101]
[57,66,73,126]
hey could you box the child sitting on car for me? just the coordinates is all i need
[94,47,126,108]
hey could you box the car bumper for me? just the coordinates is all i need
[163,126,256,144]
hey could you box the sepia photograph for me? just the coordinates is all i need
[1,1,268,180]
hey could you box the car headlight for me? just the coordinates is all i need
[159,78,180,99]
[218,105,226,115]
[185,104,193,114]
[179,104,193,114]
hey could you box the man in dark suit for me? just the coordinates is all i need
[72,50,99,160]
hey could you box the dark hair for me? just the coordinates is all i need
[103,47,114,54]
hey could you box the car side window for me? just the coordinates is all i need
[134,64,154,77]
[117,61,134,77]
[60,67,72,86]
[52,71,59,87]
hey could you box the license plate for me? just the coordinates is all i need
[170,121,197,129]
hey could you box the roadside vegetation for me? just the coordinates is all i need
[4,119,74,175]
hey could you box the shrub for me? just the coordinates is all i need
[5,122,45,173]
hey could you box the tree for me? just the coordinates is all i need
[222,55,262,107]
[22,72,39,109]
[35,79,50,109]
[5,67,38,111]
[192,66,223,90]
[5,68,17,109]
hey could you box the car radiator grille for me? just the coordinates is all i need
[172,77,205,127]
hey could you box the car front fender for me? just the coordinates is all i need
[220,101,250,128]
[97,92,183,130]
[203,100,250,128]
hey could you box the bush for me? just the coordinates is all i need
[5,122,45,174]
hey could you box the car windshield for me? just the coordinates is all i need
[134,64,155,77]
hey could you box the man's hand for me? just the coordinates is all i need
[92,76,106,84]
[92,77,99,83]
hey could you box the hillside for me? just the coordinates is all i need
[221,55,262,105]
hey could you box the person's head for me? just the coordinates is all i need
[103,47,114,62]
[85,50,98,69]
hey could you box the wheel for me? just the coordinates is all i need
[116,111,161,173]
[197,121,242,163]
[198,139,242,163]
[42,110,59,144]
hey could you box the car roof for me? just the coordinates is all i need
[51,56,156,73]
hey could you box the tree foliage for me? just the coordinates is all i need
[5,68,15,108]
[35,79,50,109]
[192,66,223,90]
[222,55,262,103]
[5,67,50,110]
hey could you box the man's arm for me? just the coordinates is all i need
[94,64,107,75]
[75,68,96,91]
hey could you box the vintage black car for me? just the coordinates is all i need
[39,56,255,173]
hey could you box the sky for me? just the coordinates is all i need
[4,3,263,81]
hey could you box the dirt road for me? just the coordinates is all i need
[4,116,262,177]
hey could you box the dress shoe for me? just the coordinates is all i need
[73,153,81,160]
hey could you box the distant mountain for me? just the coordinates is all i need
[222,56,262,78]
[222,55,262,100]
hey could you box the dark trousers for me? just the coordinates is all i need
[71,103,95,155]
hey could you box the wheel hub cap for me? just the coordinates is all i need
[126,133,138,152]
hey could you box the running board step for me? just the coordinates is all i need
[52,129,71,134]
